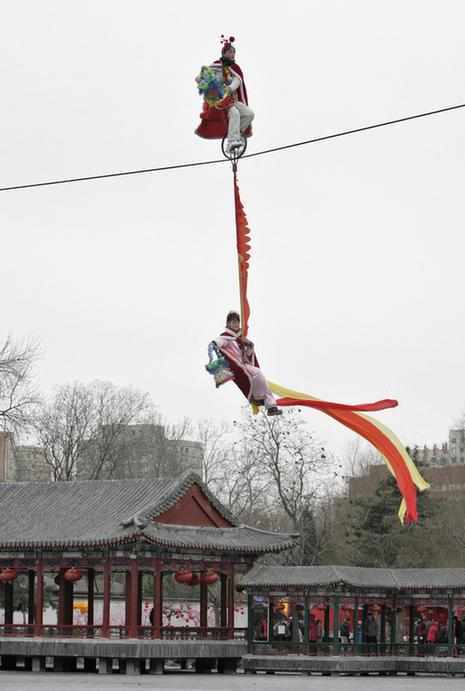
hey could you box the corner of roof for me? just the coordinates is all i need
[238,524,300,541]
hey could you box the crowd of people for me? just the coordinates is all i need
[253,603,465,655]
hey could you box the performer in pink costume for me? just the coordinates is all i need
[209,311,282,416]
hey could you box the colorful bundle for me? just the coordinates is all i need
[196,66,225,106]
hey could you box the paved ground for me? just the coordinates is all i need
[1,673,465,691]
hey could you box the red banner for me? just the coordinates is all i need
[234,173,251,338]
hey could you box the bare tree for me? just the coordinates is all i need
[86,382,154,479]
[236,409,327,531]
[0,337,39,435]
[343,438,383,478]
[35,383,94,480]
[35,381,154,480]
[196,419,231,485]
[200,408,330,563]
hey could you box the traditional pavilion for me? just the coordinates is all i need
[0,472,296,640]
[239,564,465,657]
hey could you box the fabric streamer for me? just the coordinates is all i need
[267,381,430,524]
[233,172,251,338]
[229,165,429,524]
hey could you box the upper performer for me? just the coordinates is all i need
[195,36,254,152]
[207,311,282,416]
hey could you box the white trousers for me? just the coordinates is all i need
[227,101,254,143]
[245,365,277,409]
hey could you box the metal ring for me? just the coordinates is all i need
[221,136,248,161]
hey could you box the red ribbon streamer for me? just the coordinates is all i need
[234,172,251,338]
[277,397,398,412]
[277,395,418,522]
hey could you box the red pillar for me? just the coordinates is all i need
[227,567,235,637]
[200,574,208,635]
[152,559,163,639]
[34,560,44,636]
[220,573,227,628]
[127,560,139,638]
[28,570,35,627]
[87,568,94,632]
[102,560,111,637]
[4,581,14,626]
[137,571,143,627]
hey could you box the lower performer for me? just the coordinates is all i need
[207,311,282,416]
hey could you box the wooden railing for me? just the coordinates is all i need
[250,640,462,657]
[0,624,126,639]
[0,623,247,641]
[159,626,247,641]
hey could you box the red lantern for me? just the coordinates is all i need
[190,573,200,586]
[64,567,81,583]
[175,570,194,585]
[199,570,219,586]
[0,567,17,583]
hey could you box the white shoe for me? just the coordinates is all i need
[227,138,243,153]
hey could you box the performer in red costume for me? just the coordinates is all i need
[195,36,254,151]
[207,311,282,415]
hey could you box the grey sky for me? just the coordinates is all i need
[2,0,464,457]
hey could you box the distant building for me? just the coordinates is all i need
[1,424,203,483]
[449,428,465,464]
[0,432,15,481]
[349,461,465,501]
[408,429,465,467]
[76,423,203,480]
[346,425,465,501]
[166,439,204,477]
[14,445,50,481]
[0,432,49,482]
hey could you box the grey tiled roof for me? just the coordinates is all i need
[238,565,465,592]
[0,473,295,554]
[143,523,296,553]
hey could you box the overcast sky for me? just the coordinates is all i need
[2,0,464,460]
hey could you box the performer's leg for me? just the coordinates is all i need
[247,367,280,412]
[235,101,254,133]
[227,106,241,146]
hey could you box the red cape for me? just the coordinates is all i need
[216,331,259,401]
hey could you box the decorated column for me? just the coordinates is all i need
[28,570,35,626]
[333,595,340,654]
[87,568,94,630]
[220,573,227,628]
[408,601,415,655]
[102,559,112,637]
[34,560,44,636]
[152,559,163,639]
[200,573,208,634]
[227,567,235,636]
[353,597,359,652]
[448,594,454,656]
[304,594,310,650]
[127,559,139,638]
